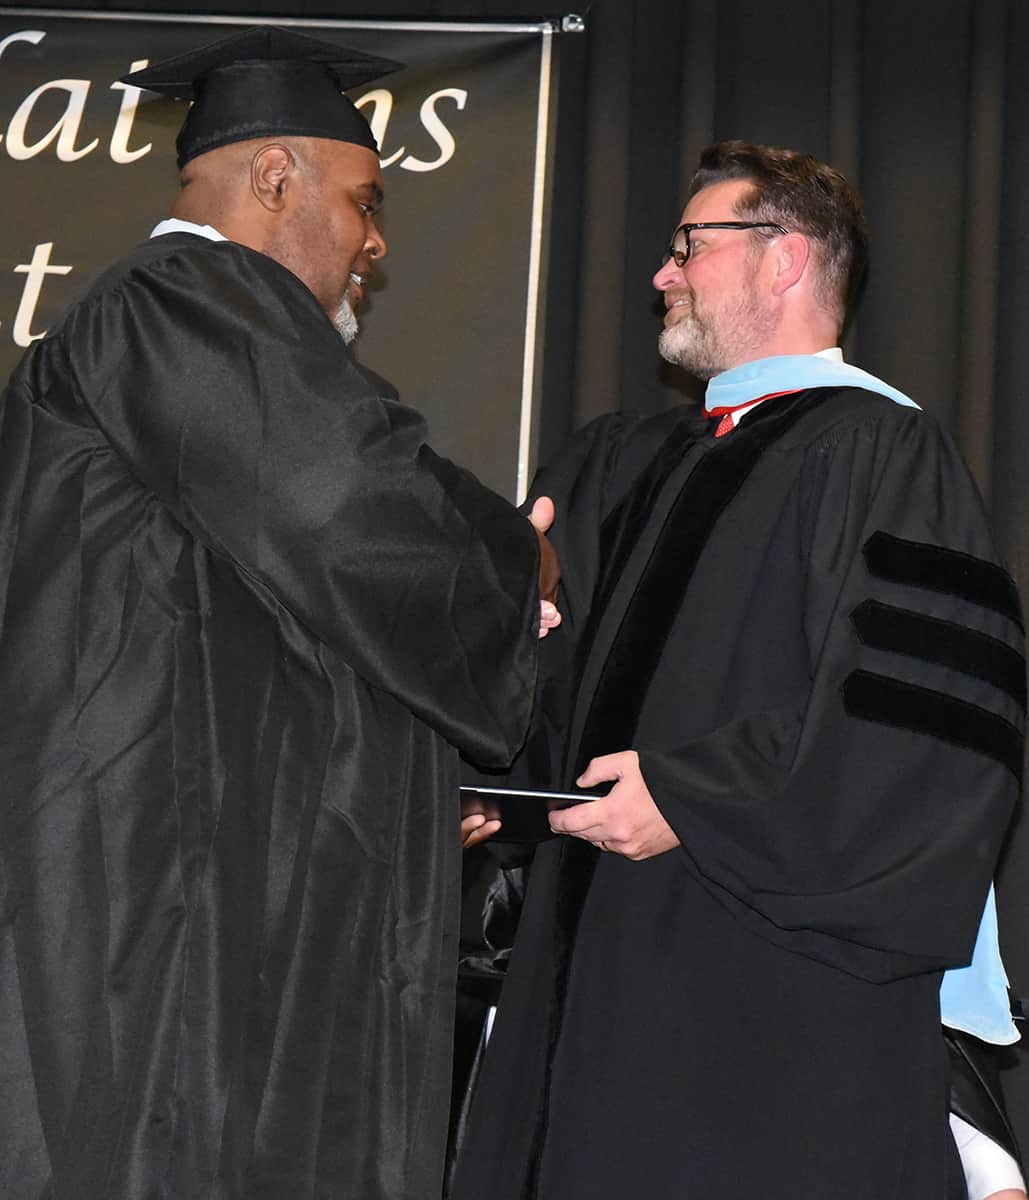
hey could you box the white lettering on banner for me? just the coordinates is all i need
[6,78,99,161]
[0,30,469,170]
[357,86,468,172]
[0,32,150,163]
[0,29,48,157]
[356,89,405,169]
[0,28,45,58]
[109,58,152,164]
[11,242,72,345]
[401,88,466,173]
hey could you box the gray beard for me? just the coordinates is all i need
[659,317,723,380]
[333,296,359,344]
[658,294,749,380]
[658,268,776,380]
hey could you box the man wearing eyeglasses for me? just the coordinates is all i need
[449,142,1024,1200]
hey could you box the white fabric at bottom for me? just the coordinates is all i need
[950,1113,1026,1200]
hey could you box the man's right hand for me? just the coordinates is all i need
[528,495,561,636]
[549,750,681,860]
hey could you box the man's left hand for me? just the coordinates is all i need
[461,813,502,848]
[548,750,680,860]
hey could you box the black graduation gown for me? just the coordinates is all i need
[448,389,1024,1200]
[0,233,540,1199]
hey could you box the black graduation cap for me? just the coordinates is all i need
[122,26,403,168]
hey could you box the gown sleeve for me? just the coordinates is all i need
[57,239,540,767]
[492,411,642,787]
[638,411,1024,983]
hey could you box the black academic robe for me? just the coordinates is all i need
[448,389,1024,1200]
[0,233,540,1199]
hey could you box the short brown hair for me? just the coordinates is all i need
[689,141,868,328]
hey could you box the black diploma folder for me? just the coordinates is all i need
[459,785,604,844]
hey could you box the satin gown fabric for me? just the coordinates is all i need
[0,233,539,1198]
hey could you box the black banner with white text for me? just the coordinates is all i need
[0,11,557,498]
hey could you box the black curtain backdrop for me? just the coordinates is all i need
[8,0,1029,1150]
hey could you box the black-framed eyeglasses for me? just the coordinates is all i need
[663,221,790,268]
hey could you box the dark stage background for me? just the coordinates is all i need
[7,0,1029,1150]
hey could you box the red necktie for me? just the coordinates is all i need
[710,389,801,439]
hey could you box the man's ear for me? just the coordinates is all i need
[251,143,294,213]
[770,232,811,297]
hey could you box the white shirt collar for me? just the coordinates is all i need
[150,218,226,242]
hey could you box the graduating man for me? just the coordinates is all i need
[0,25,559,1200]
[450,143,1024,1199]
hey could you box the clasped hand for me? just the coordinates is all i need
[549,750,680,860]
[529,495,561,638]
